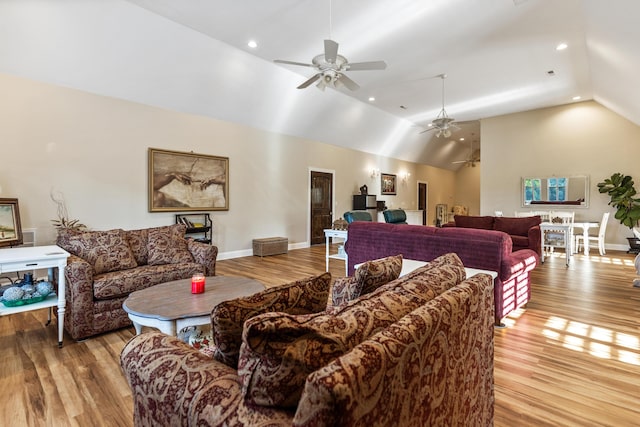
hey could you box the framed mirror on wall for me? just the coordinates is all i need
[522,175,589,208]
[0,198,23,247]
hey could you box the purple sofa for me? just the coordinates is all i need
[443,215,542,256]
[344,222,539,326]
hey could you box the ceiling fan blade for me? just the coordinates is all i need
[297,73,321,89]
[452,160,467,164]
[419,127,436,134]
[324,39,339,64]
[274,59,314,67]
[347,61,387,71]
[336,73,360,91]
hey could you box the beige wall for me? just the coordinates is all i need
[454,164,481,216]
[0,73,454,257]
[481,101,640,249]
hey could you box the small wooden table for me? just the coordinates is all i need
[123,275,264,336]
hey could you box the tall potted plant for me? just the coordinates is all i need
[597,173,640,253]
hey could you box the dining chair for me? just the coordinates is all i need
[532,210,550,222]
[575,212,609,256]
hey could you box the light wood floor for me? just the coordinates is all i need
[1,246,639,426]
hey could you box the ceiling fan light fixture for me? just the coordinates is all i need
[273,0,386,93]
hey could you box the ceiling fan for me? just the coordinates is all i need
[273,1,386,91]
[452,137,481,167]
[421,74,463,138]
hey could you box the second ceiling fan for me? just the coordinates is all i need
[422,74,466,138]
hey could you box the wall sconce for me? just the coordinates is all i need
[371,168,380,178]
[401,172,411,183]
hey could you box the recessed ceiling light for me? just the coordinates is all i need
[572,96,581,101]
[556,43,568,51]
[459,137,465,141]
[368,97,375,102]
[247,40,258,49]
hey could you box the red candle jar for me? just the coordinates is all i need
[191,274,205,294]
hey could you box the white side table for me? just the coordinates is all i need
[0,245,70,347]
[323,229,348,276]
[540,222,573,266]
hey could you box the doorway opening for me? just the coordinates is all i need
[310,170,334,245]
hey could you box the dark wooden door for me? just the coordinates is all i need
[418,182,428,225]
[310,171,333,245]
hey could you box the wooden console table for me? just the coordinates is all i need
[0,245,70,347]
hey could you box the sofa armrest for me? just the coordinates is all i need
[187,240,218,276]
[62,255,97,340]
[120,332,293,426]
[120,332,238,426]
[528,225,542,256]
[499,249,539,280]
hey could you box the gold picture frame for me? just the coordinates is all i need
[0,198,23,247]
[381,173,397,195]
[149,148,229,212]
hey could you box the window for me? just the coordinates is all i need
[547,177,567,202]
[524,178,541,204]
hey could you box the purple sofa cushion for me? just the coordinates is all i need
[454,215,495,230]
[494,216,541,237]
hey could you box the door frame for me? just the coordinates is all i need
[417,180,428,226]
[308,167,336,246]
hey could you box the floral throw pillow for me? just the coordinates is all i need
[355,254,403,295]
[147,224,194,265]
[211,272,331,367]
[63,229,138,275]
[326,276,362,309]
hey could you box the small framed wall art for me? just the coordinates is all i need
[0,198,23,247]
[381,173,397,195]
[149,148,229,212]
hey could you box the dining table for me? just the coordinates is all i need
[572,221,600,255]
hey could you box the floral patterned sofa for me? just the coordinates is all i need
[120,253,495,426]
[56,224,217,340]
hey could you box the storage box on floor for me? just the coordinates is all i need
[252,237,288,257]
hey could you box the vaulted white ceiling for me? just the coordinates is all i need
[2,0,638,170]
